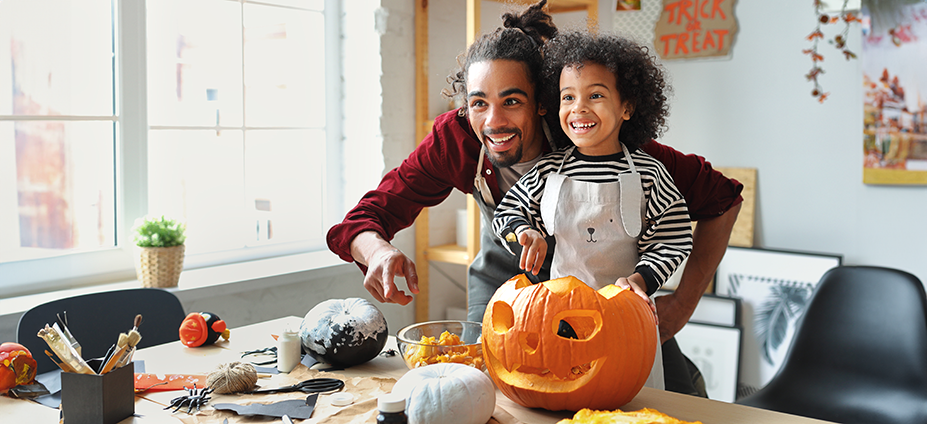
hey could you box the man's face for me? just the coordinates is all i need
[466,60,545,168]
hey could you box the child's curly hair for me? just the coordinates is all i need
[541,31,671,151]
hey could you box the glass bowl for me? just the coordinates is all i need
[396,320,484,370]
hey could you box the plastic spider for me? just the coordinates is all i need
[164,384,213,414]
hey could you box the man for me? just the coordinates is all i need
[327,0,742,396]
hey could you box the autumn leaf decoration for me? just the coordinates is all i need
[805,0,860,103]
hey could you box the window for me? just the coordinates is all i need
[0,0,116,262]
[0,0,342,296]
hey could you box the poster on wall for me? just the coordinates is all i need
[617,0,642,11]
[862,1,927,185]
[714,247,841,398]
[653,0,738,60]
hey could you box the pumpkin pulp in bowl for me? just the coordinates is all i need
[396,320,484,370]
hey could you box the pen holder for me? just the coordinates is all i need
[61,362,135,424]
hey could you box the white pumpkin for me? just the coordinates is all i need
[392,362,496,424]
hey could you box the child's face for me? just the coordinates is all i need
[558,63,632,156]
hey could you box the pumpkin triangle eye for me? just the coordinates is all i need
[557,320,578,339]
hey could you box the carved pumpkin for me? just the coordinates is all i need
[0,342,37,393]
[481,274,657,411]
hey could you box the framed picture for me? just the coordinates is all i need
[675,322,742,402]
[714,247,842,398]
[862,1,927,185]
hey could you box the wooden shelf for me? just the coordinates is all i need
[424,244,471,265]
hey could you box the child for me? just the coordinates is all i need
[492,30,692,306]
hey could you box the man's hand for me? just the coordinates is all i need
[656,202,741,343]
[517,227,547,275]
[350,231,420,305]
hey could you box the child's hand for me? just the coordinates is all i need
[615,275,659,325]
[517,227,547,275]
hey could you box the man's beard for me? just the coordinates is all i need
[482,129,523,168]
[485,143,522,168]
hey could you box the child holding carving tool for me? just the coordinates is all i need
[492,31,693,390]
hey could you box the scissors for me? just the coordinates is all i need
[244,377,344,395]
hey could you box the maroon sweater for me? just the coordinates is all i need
[327,109,743,265]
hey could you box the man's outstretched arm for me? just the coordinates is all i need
[655,202,741,343]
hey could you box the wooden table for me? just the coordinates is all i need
[2,317,833,423]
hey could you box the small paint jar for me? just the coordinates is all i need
[276,328,301,373]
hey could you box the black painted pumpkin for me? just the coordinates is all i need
[299,298,388,367]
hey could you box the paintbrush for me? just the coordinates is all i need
[45,349,75,373]
[96,343,118,374]
[114,329,142,369]
[117,314,144,367]
[132,314,143,331]
[99,333,128,374]
[37,324,95,375]
[56,311,81,357]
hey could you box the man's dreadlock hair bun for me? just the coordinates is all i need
[444,0,558,111]
[501,0,558,46]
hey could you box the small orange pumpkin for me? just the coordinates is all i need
[481,274,657,411]
[0,342,37,393]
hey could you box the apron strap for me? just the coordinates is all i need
[619,142,643,238]
[557,146,575,173]
[473,144,496,208]
[540,147,575,235]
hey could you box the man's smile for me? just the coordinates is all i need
[488,133,515,144]
[483,129,521,152]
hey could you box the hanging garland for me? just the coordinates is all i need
[805,0,860,102]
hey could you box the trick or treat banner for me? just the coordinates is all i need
[862,0,927,185]
[653,0,738,60]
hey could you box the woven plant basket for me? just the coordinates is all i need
[135,244,185,288]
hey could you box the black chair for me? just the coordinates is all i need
[17,288,186,374]
[737,266,927,424]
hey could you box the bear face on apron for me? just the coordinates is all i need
[539,144,665,390]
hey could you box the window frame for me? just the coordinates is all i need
[0,0,343,298]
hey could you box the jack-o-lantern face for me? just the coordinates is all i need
[481,274,657,411]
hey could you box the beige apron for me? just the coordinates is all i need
[539,144,665,390]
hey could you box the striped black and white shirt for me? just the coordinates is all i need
[492,147,693,292]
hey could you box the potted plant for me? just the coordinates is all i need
[133,215,186,288]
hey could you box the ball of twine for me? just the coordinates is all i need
[207,361,258,394]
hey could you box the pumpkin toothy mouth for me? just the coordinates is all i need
[484,348,603,392]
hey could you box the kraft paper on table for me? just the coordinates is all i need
[174,367,522,424]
